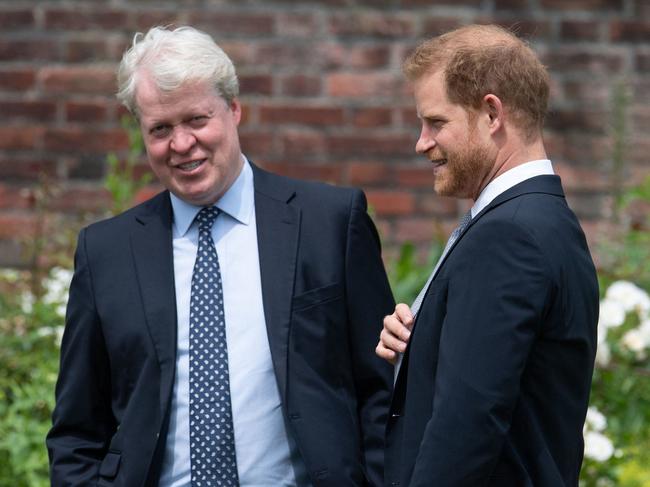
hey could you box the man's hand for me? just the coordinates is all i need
[375,303,414,365]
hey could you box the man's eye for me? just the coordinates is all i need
[189,116,208,126]
[151,125,170,137]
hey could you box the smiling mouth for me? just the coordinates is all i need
[177,159,206,171]
[431,159,447,168]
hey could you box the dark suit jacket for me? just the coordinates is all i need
[47,163,394,487]
[385,176,599,487]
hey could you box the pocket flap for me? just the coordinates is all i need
[99,451,121,478]
[292,282,343,311]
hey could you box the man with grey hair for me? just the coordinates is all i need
[47,25,394,487]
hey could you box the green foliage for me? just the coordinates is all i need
[0,272,62,487]
[104,115,151,216]
[387,241,443,305]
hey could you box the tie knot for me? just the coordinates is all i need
[196,206,219,233]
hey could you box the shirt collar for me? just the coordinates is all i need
[170,155,254,237]
[471,159,554,218]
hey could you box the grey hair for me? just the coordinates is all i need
[116,25,239,115]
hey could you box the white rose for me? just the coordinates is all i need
[621,328,646,353]
[599,298,626,329]
[584,431,614,462]
[585,406,607,432]
[595,341,611,367]
[606,280,650,314]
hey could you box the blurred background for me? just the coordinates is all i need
[0,1,649,486]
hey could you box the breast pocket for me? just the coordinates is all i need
[290,282,345,380]
[292,282,343,312]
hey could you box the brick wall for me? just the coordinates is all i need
[1,0,648,267]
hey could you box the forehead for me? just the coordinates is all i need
[412,70,464,118]
[135,74,221,120]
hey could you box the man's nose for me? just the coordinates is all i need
[170,126,196,154]
[415,127,435,154]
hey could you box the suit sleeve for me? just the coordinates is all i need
[46,228,116,486]
[344,189,395,486]
[410,219,552,486]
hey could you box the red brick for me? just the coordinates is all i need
[0,185,33,209]
[65,39,111,62]
[259,105,344,126]
[280,75,322,97]
[0,213,38,238]
[276,12,320,37]
[421,17,464,36]
[491,19,553,40]
[367,190,415,216]
[133,11,184,32]
[544,49,624,73]
[548,109,609,135]
[0,68,36,91]
[280,131,327,158]
[560,20,602,41]
[0,126,45,150]
[394,218,438,243]
[65,101,109,122]
[0,39,60,61]
[239,74,273,96]
[255,43,316,67]
[328,134,414,157]
[44,8,128,31]
[0,101,57,122]
[239,131,275,156]
[188,12,275,36]
[44,128,129,153]
[328,12,416,38]
[554,163,610,192]
[326,73,400,98]
[562,80,611,105]
[637,52,650,72]
[494,0,534,9]
[0,9,34,29]
[261,162,342,184]
[417,194,460,217]
[0,157,57,181]
[540,0,623,9]
[402,0,482,6]
[610,21,650,43]
[396,166,436,188]
[322,44,390,69]
[40,66,116,95]
[352,108,393,128]
[347,162,391,185]
[220,41,257,65]
[50,187,112,212]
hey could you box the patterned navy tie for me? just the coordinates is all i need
[189,207,239,486]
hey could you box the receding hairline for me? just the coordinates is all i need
[403,24,526,81]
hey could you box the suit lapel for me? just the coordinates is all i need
[129,191,177,413]
[251,163,300,403]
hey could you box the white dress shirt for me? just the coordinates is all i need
[159,158,302,486]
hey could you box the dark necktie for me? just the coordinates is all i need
[189,207,239,486]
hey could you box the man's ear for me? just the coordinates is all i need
[483,94,503,135]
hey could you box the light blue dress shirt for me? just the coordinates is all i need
[159,158,305,487]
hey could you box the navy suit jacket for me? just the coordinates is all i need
[385,176,599,487]
[47,163,394,487]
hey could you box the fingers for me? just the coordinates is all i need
[375,303,415,364]
[375,339,397,365]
